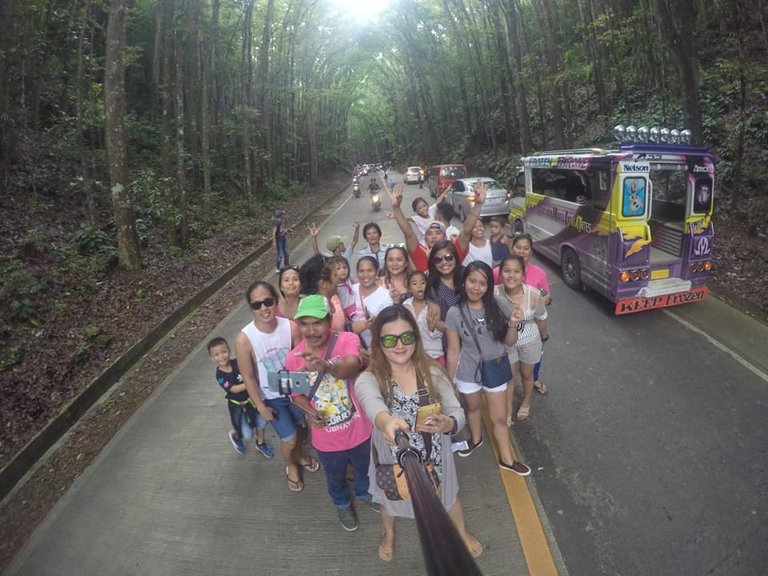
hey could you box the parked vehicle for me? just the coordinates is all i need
[447,177,512,221]
[510,127,714,314]
[403,166,422,184]
[427,163,467,198]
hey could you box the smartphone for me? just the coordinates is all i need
[415,402,442,427]
[267,370,312,396]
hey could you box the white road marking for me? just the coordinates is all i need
[663,309,768,384]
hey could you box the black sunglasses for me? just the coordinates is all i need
[250,297,276,310]
[432,253,455,263]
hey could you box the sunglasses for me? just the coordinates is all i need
[380,331,417,348]
[432,253,455,263]
[280,266,300,273]
[250,297,276,310]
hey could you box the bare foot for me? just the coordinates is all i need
[463,533,483,558]
[378,531,394,562]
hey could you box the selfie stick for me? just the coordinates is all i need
[394,432,483,576]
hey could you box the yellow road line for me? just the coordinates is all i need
[481,410,559,576]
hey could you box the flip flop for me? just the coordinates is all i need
[533,381,548,395]
[286,467,304,492]
[300,455,320,473]
[517,405,530,421]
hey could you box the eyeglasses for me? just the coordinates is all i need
[380,331,417,348]
[250,297,276,310]
[279,266,300,273]
[432,253,455,263]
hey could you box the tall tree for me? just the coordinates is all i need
[104,0,141,270]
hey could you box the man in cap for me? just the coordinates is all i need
[308,221,360,261]
[284,295,374,531]
[389,182,487,271]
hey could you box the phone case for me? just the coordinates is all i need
[267,371,312,395]
[415,402,442,426]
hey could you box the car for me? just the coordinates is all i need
[403,166,422,184]
[427,163,467,197]
[447,177,513,220]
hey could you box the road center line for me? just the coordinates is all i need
[663,309,768,384]
[481,410,560,576]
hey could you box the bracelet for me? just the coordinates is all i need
[541,334,549,342]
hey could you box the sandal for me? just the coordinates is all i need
[300,455,320,473]
[533,381,548,395]
[378,533,394,562]
[517,405,530,421]
[286,466,304,492]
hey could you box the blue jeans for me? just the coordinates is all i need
[316,437,372,509]
[264,397,305,442]
[275,236,289,269]
[228,402,267,440]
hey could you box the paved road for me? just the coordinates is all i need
[4,175,541,576]
[512,258,768,575]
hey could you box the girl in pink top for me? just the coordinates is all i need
[512,233,551,395]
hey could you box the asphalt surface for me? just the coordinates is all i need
[511,259,768,575]
[4,178,539,576]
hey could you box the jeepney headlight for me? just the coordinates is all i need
[704,261,712,271]
[630,270,640,281]
[680,129,691,144]
[620,271,630,282]
[650,127,660,142]
[670,129,680,143]
[637,127,649,142]
[641,269,650,280]
[660,128,670,143]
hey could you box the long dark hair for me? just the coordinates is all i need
[383,245,411,285]
[426,240,462,294]
[459,261,507,342]
[299,253,328,294]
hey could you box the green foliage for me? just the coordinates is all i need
[0,260,42,302]
[73,224,113,254]
[52,242,117,282]
[0,345,24,372]
[18,228,49,258]
[10,298,38,322]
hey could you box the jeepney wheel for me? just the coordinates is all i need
[561,248,582,290]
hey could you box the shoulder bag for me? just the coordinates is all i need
[457,305,512,389]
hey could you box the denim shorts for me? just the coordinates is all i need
[263,397,305,442]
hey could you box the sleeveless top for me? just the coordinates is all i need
[462,239,493,267]
[241,317,293,400]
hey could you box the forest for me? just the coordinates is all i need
[0,0,767,470]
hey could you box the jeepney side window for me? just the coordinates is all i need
[532,169,569,199]
[622,177,647,217]
[587,169,610,211]
[693,177,713,214]
[512,171,525,197]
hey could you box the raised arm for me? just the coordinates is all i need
[456,182,487,252]
[308,222,321,255]
[389,183,419,254]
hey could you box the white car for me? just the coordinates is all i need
[403,166,422,184]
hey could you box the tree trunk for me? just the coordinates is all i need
[651,0,703,143]
[105,0,141,271]
[174,20,188,247]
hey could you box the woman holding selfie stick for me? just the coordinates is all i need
[356,304,482,563]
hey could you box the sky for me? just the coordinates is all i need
[327,0,391,24]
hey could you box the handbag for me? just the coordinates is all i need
[373,375,441,501]
[458,305,512,389]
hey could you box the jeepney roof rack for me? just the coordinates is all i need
[529,148,606,156]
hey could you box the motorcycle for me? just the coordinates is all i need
[352,182,361,198]
[370,190,381,211]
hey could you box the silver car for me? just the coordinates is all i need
[447,177,511,220]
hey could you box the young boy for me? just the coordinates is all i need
[489,216,511,264]
[273,209,291,273]
[208,337,274,457]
